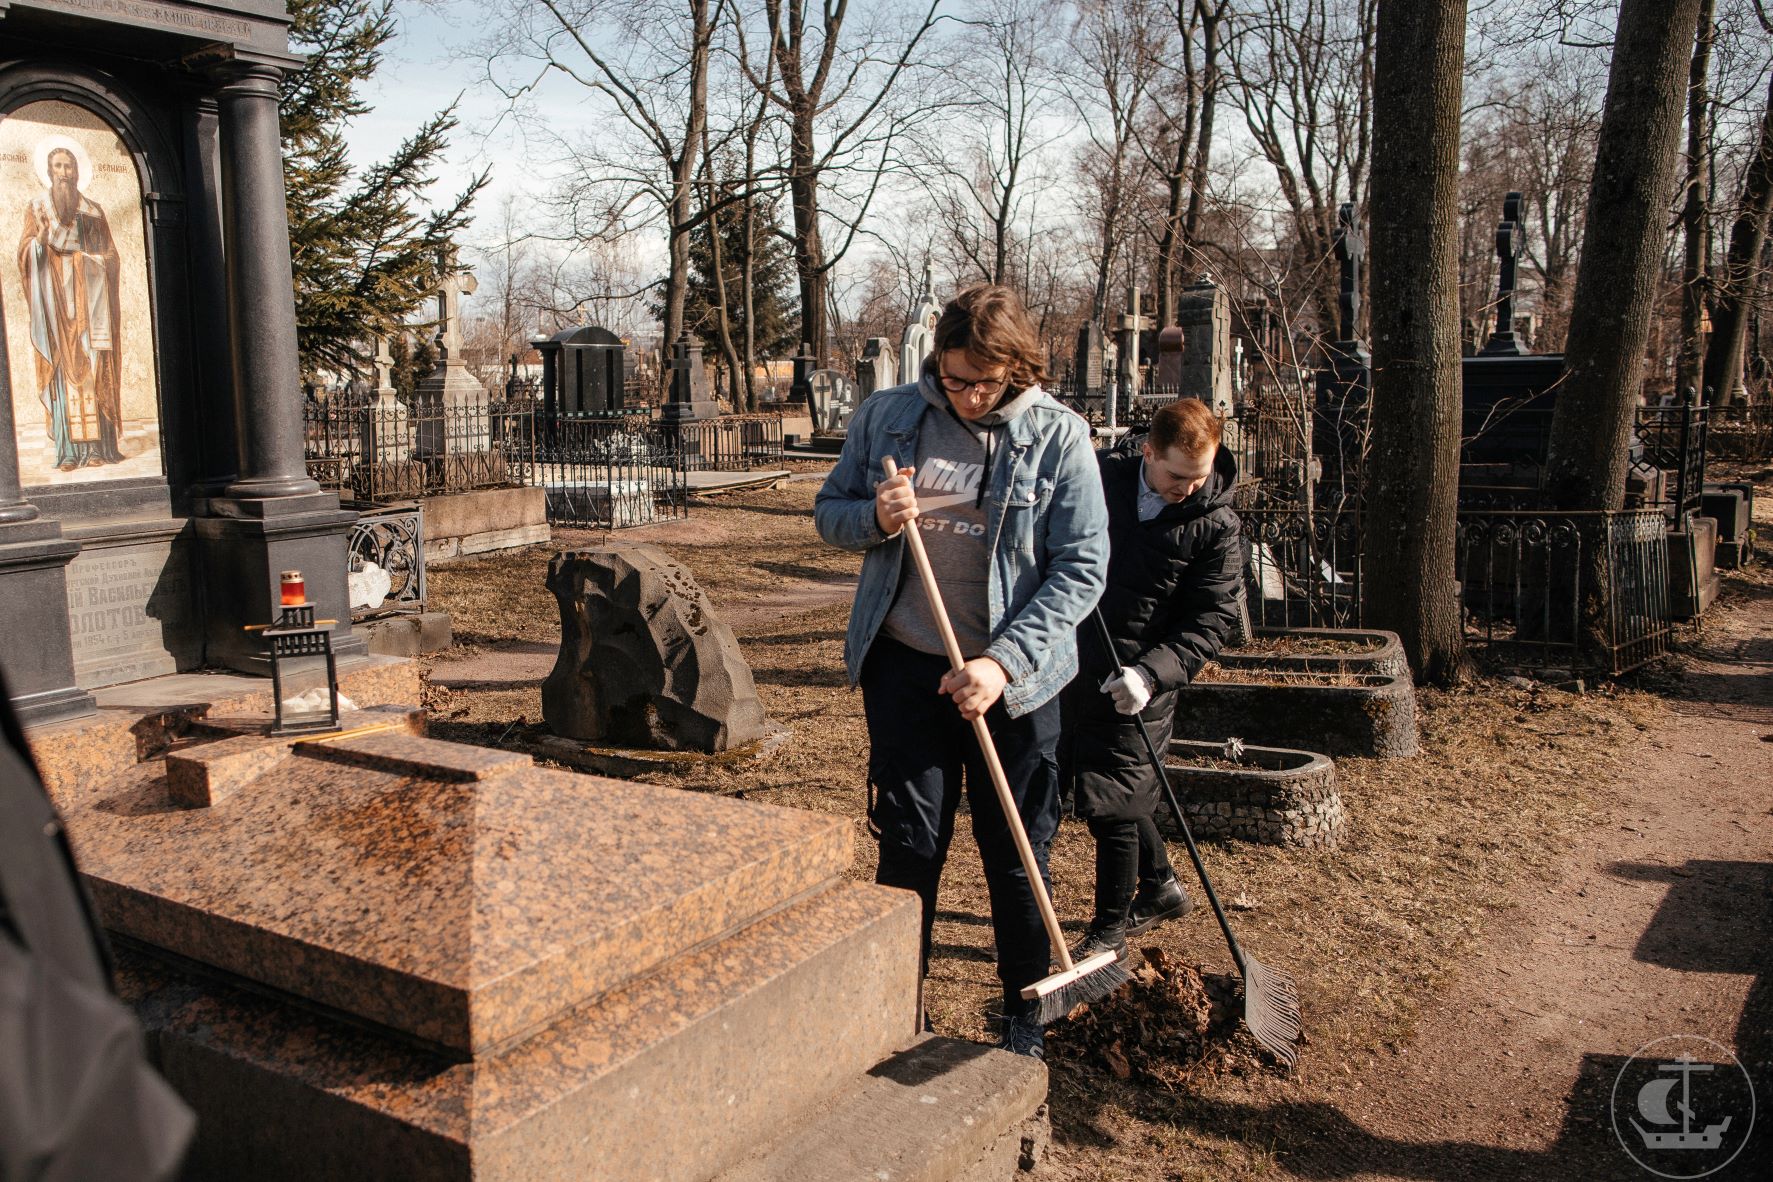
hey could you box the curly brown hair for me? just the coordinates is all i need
[931,284,1048,391]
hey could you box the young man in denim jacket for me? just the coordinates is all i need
[815,285,1108,1059]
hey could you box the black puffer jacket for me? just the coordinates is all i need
[1060,438,1242,820]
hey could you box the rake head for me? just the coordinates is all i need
[1241,956,1312,1070]
[1240,952,1302,1070]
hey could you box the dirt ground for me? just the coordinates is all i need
[423,468,1771,1182]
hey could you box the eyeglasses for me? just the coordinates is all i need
[937,369,1008,396]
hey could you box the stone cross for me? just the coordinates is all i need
[1115,284,1146,409]
[1333,202,1363,344]
[433,264,478,363]
[372,333,395,398]
[1482,190,1527,356]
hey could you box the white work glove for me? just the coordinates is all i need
[1099,665,1152,715]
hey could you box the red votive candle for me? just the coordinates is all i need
[280,569,306,606]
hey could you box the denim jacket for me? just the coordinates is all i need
[814,379,1109,717]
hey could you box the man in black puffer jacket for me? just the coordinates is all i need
[1059,398,1243,961]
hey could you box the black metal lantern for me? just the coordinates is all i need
[255,572,340,734]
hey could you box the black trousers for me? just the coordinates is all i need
[1084,812,1177,927]
[861,636,1061,1018]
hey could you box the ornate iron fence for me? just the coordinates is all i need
[1708,404,1773,461]
[1455,508,1671,675]
[347,503,426,619]
[304,397,535,502]
[1241,505,1365,629]
[1632,402,1708,520]
[509,416,688,529]
[669,414,785,470]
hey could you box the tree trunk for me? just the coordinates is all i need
[1180,0,1225,274]
[699,145,743,413]
[1155,0,1202,328]
[1676,0,1716,399]
[659,0,712,398]
[1702,73,1773,405]
[788,106,825,362]
[1544,0,1704,511]
[1363,0,1469,685]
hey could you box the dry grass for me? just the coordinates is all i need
[421,477,1673,1180]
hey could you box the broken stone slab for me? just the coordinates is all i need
[543,545,768,753]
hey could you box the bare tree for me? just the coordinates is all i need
[1226,0,1376,340]
[478,0,717,388]
[1459,52,1605,352]
[737,0,947,362]
[1676,0,1718,397]
[1067,0,1167,321]
[1145,0,1231,326]
[1545,0,1706,511]
[1365,0,1469,684]
[916,0,1066,291]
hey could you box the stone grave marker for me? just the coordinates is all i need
[367,334,413,463]
[900,265,941,380]
[414,262,493,457]
[1156,325,1186,386]
[1075,320,1105,395]
[1480,191,1528,357]
[787,342,817,407]
[660,335,718,422]
[856,337,897,398]
[1176,273,1235,414]
[808,370,859,433]
[543,545,768,752]
[1113,284,1147,425]
[537,325,626,416]
[0,0,362,718]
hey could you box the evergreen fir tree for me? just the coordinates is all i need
[282,0,487,379]
[387,333,436,401]
[680,185,800,361]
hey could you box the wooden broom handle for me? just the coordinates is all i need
[881,456,1076,972]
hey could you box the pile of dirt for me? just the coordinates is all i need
[1046,948,1250,1087]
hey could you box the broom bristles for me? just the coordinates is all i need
[1028,957,1133,1026]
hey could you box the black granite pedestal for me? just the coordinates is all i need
[0,521,94,725]
[195,499,367,674]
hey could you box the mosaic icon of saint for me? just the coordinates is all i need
[16,138,124,470]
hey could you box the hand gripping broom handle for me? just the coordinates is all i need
[1089,606,1249,976]
[881,457,1078,974]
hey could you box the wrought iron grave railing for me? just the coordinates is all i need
[1454,508,1671,675]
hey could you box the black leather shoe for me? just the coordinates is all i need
[1070,922,1130,965]
[1125,876,1193,937]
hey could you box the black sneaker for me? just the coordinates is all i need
[997,1014,1046,1060]
[1124,876,1193,937]
[1069,922,1130,965]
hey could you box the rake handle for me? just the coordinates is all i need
[882,456,1077,974]
[1089,607,1249,977]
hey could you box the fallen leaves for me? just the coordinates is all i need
[1045,947,1252,1087]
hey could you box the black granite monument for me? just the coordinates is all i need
[0,0,362,724]
[537,325,626,417]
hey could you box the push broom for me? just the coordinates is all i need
[882,457,1129,1025]
[1089,607,1302,1068]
